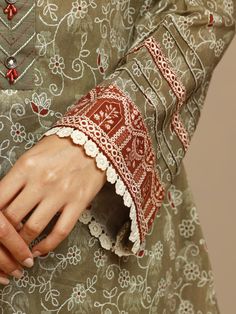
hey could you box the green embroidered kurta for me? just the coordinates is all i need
[0,0,235,313]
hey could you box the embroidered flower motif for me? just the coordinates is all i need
[177,16,193,33]
[89,220,103,237]
[10,122,26,143]
[157,278,167,297]
[72,0,88,19]
[153,241,163,260]
[132,63,142,76]
[184,262,200,281]
[179,219,195,238]
[169,240,176,260]
[96,47,109,74]
[49,54,65,74]
[94,248,107,267]
[214,38,225,57]
[162,32,174,49]
[167,153,175,166]
[27,92,51,117]
[223,0,234,16]
[178,300,194,314]
[110,28,117,47]
[72,283,87,304]
[140,0,152,16]
[168,185,183,209]
[14,271,29,288]
[66,245,81,265]
[118,269,130,288]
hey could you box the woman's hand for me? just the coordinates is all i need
[0,134,107,282]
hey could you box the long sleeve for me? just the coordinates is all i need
[41,0,235,256]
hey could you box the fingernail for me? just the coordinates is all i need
[32,251,41,258]
[22,257,34,268]
[0,276,10,285]
[10,269,23,279]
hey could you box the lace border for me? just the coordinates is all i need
[42,126,141,256]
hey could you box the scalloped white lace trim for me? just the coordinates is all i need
[42,126,141,256]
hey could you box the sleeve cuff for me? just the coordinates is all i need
[41,84,165,256]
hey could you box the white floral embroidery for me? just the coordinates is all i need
[10,123,26,143]
[118,269,131,288]
[162,31,174,49]
[178,300,195,314]
[179,219,195,238]
[66,245,81,265]
[183,262,200,281]
[72,0,88,19]
[48,54,65,75]
[94,248,107,267]
[72,283,87,304]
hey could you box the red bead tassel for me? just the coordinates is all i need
[6,68,19,84]
[4,4,18,20]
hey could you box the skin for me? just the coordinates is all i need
[0,134,107,283]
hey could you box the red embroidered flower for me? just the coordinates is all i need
[26,92,51,117]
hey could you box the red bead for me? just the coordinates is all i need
[6,68,19,84]
[3,3,18,20]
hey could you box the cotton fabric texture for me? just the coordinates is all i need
[0,0,235,313]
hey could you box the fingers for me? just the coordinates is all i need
[31,203,82,256]
[0,270,10,286]
[0,162,25,210]
[18,197,63,245]
[0,211,34,269]
[0,244,24,279]
[2,185,42,229]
